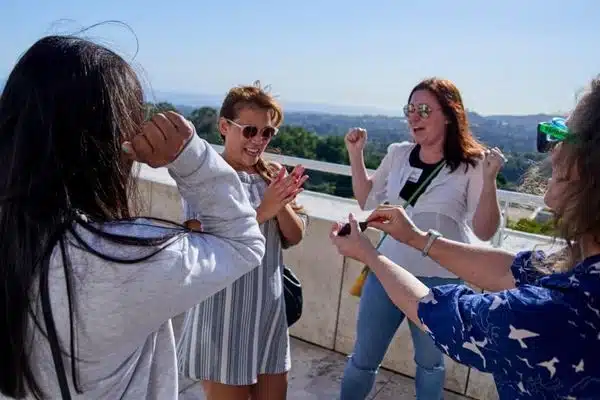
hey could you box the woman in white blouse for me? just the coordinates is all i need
[341,77,504,400]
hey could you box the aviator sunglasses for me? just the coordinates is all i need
[403,103,440,119]
[226,119,279,140]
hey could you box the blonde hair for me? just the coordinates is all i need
[219,81,304,214]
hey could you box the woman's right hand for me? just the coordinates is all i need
[122,111,194,168]
[344,127,367,155]
[366,205,425,246]
[257,165,308,222]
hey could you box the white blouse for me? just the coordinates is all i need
[364,141,490,278]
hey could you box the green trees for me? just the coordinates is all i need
[145,102,551,234]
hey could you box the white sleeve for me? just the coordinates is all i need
[70,134,266,348]
[364,143,406,210]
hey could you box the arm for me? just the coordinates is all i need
[362,248,430,329]
[97,135,266,345]
[468,154,502,241]
[408,231,516,291]
[417,284,566,374]
[348,150,373,209]
[472,179,501,241]
[275,204,306,246]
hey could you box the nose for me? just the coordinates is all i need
[408,111,421,125]
[250,132,267,144]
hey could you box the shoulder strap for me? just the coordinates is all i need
[375,160,446,249]
[402,160,446,208]
[41,256,72,400]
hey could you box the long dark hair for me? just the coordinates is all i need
[0,35,187,398]
[408,78,485,172]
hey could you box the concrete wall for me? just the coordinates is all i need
[136,176,498,399]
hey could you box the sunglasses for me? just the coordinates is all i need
[226,119,279,140]
[403,103,439,119]
[537,117,572,153]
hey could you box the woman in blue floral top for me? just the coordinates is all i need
[330,76,600,399]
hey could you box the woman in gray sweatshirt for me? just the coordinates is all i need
[0,36,265,399]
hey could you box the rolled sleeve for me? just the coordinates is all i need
[510,250,547,286]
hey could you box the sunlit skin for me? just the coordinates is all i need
[406,89,448,162]
[220,107,275,172]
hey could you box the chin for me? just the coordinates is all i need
[241,153,261,167]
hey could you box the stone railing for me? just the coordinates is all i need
[133,147,555,400]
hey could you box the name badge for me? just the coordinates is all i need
[407,167,423,183]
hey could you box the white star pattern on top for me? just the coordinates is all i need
[416,250,600,399]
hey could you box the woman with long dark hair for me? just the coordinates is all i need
[0,35,265,399]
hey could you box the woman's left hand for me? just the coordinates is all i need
[330,213,378,264]
[482,147,506,182]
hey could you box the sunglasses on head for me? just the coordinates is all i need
[537,117,572,153]
[226,119,279,140]
[403,103,439,119]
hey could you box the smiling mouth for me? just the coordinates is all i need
[412,127,425,133]
[244,147,261,157]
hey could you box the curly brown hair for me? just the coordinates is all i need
[547,76,600,271]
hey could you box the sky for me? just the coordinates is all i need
[0,0,598,115]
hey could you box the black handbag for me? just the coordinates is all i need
[283,266,302,327]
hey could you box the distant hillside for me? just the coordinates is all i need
[0,78,554,153]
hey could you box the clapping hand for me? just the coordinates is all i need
[257,165,308,222]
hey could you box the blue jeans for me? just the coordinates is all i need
[340,272,461,400]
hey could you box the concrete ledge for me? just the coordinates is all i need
[135,168,523,399]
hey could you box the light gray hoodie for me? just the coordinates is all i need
[18,135,265,399]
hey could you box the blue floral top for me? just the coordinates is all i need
[418,251,600,399]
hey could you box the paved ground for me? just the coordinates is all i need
[179,337,470,399]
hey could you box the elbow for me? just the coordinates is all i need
[472,215,501,242]
[357,197,368,211]
[285,232,304,247]
[251,232,267,265]
[474,226,495,242]
[240,226,266,267]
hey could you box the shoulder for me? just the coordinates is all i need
[386,141,414,158]
[459,152,485,177]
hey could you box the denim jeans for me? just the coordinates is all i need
[340,271,461,400]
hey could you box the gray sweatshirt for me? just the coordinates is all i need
[17,135,266,399]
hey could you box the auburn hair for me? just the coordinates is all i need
[408,78,485,172]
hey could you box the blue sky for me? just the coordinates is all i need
[1,0,598,115]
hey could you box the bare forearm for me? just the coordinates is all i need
[349,152,373,209]
[276,204,305,246]
[363,249,430,329]
[472,180,501,241]
[407,232,516,291]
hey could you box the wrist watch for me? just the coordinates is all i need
[422,229,442,257]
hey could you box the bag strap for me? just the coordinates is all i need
[375,160,446,248]
[41,263,72,400]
